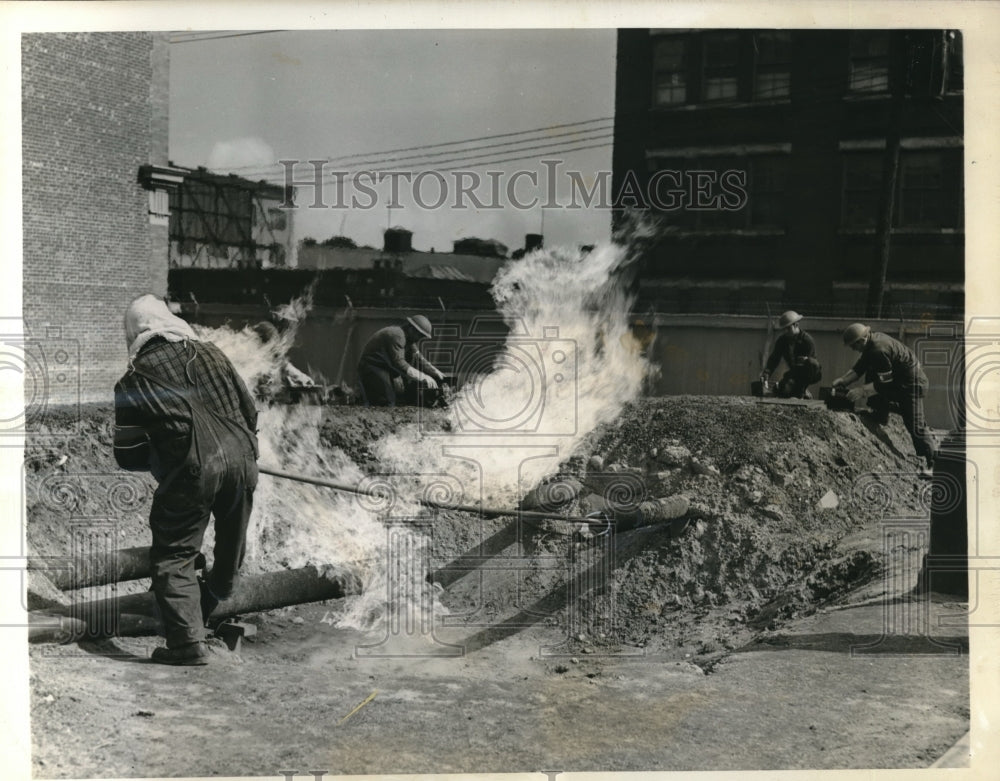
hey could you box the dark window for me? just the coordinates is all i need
[652,37,687,106]
[841,149,963,230]
[695,156,744,228]
[898,150,962,229]
[702,32,740,101]
[748,155,788,228]
[841,152,882,229]
[753,31,792,99]
[849,31,891,93]
[650,156,780,231]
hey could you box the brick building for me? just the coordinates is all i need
[613,29,964,319]
[22,32,171,405]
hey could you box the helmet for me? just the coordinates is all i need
[252,321,279,344]
[842,323,870,346]
[777,310,803,329]
[406,314,433,339]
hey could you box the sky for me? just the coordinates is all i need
[168,29,617,256]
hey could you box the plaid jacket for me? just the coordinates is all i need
[114,338,258,469]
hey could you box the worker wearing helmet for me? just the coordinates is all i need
[760,310,822,399]
[357,314,445,406]
[832,322,938,477]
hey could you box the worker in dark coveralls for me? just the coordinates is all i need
[357,314,445,406]
[760,310,822,399]
[833,322,938,478]
[113,295,259,665]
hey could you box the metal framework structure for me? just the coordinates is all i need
[168,167,291,269]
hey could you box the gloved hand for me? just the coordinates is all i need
[759,372,769,384]
[832,376,846,388]
[846,387,866,405]
[418,373,439,390]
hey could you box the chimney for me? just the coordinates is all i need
[383,227,413,254]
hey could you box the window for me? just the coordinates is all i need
[753,31,791,100]
[841,149,963,230]
[702,32,740,101]
[841,153,883,228]
[849,31,890,93]
[648,155,782,231]
[898,151,961,229]
[748,156,788,227]
[653,37,687,106]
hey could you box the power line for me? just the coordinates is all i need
[223,115,616,173]
[233,136,614,187]
[169,30,285,44]
[227,129,614,181]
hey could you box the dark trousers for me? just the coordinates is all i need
[149,450,257,648]
[868,387,938,465]
[776,358,822,399]
[358,363,399,407]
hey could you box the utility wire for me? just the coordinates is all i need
[229,130,614,181]
[223,115,615,173]
[230,138,614,188]
[169,30,285,44]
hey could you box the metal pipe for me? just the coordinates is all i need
[258,465,604,525]
[29,548,206,591]
[28,564,361,644]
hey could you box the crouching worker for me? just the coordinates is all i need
[357,314,445,406]
[114,295,259,665]
[832,322,938,478]
[760,310,822,399]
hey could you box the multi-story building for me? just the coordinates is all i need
[22,32,172,404]
[613,29,964,318]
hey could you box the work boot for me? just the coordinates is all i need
[151,641,209,666]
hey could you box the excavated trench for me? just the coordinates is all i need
[26,395,933,667]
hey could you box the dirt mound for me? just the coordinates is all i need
[533,397,930,652]
[24,396,932,660]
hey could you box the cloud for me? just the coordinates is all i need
[206,137,275,173]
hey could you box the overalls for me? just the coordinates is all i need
[134,366,258,648]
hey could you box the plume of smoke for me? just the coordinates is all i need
[373,238,654,507]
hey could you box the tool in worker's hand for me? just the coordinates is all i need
[820,385,854,411]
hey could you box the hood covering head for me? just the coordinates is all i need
[124,294,198,360]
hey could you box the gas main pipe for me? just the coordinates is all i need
[257,465,608,526]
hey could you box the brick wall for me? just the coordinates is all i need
[22,32,170,405]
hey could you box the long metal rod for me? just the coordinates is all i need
[258,465,604,525]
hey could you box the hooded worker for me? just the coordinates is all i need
[832,322,938,477]
[357,314,445,407]
[114,294,259,665]
[760,310,822,399]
